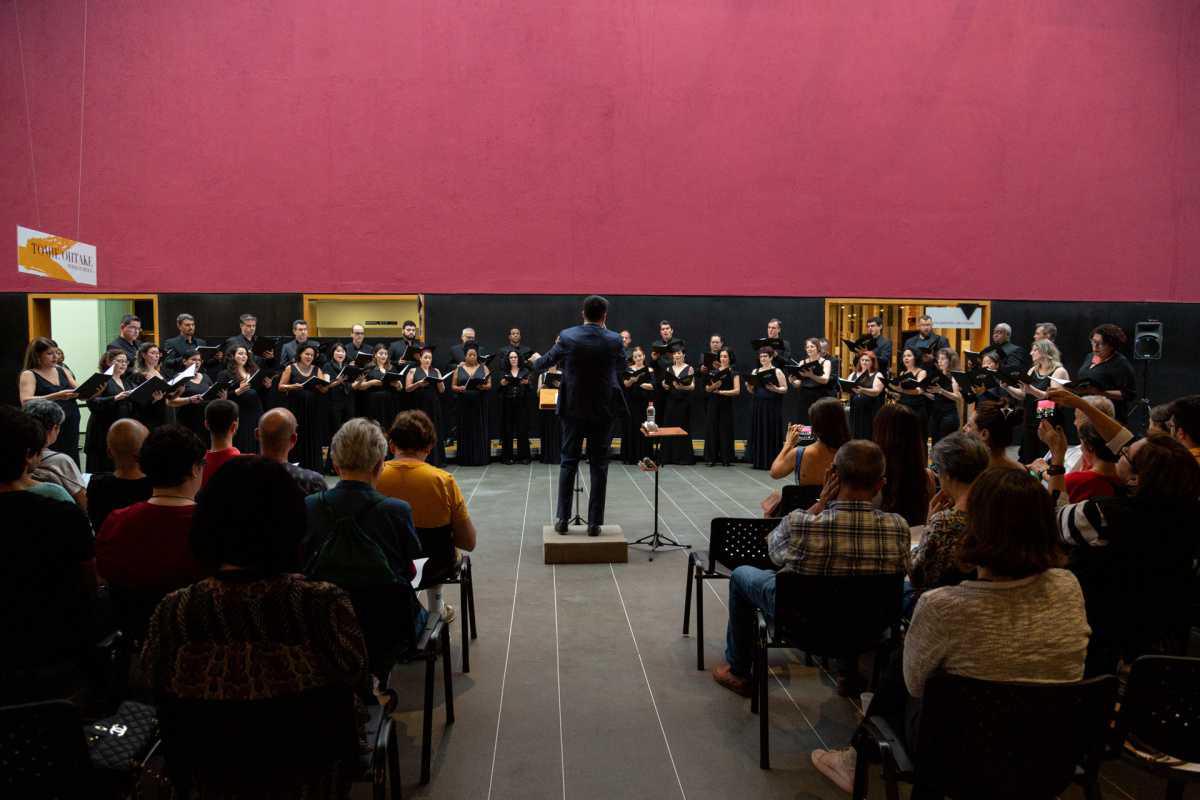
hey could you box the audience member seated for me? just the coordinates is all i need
[1148,402,1173,435]
[0,407,75,505]
[1063,419,1123,502]
[0,406,96,703]
[811,467,1091,793]
[712,440,910,699]
[257,407,326,495]
[377,410,478,622]
[963,400,1024,472]
[86,418,152,531]
[24,398,88,510]
[907,433,990,601]
[201,398,241,485]
[769,397,850,484]
[1167,394,1200,465]
[1043,396,1200,675]
[141,456,369,797]
[302,417,425,639]
[96,425,207,593]
[873,404,934,526]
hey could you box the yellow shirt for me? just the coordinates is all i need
[1190,446,1200,467]
[377,459,469,530]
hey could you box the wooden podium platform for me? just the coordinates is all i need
[543,525,628,564]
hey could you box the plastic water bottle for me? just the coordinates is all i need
[644,402,658,432]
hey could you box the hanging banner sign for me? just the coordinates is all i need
[17,225,97,285]
[924,305,983,329]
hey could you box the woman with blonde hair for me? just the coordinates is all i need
[1004,338,1071,463]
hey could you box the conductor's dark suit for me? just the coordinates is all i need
[532,323,627,525]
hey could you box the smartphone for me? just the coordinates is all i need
[1036,400,1057,421]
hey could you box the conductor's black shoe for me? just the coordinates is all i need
[587,525,602,537]
[554,519,568,534]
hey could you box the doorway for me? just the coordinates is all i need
[824,298,991,373]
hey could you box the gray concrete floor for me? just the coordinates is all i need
[366,461,1170,800]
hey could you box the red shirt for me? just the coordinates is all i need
[1064,471,1123,503]
[202,446,241,485]
[96,501,205,591]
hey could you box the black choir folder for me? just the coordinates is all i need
[352,352,374,369]
[750,337,784,352]
[74,371,112,399]
[650,338,686,360]
[838,377,864,394]
[200,380,232,401]
[460,374,488,390]
[251,337,281,357]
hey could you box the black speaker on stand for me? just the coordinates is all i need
[1128,320,1162,435]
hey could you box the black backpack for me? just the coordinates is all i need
[304,492,405,590]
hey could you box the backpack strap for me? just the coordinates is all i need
[792,445,806,485]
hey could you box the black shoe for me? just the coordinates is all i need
[723,461,732,467]
[520,458,531,464]
[554,519,568,534]
[503,459,514,465]
[587,525,601,537]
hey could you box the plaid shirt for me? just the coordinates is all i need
[768,499,911,576]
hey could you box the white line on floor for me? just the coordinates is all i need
[609,563,687,800]
[680,466,757,516]
[463,462,492,508]
[552,564,566,799]
[731,466,778,492]
[618,463,684,542]
[485,461,535,800]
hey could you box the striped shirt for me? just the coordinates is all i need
[769,499,910,576]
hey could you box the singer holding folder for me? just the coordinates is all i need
[530,295,626,537]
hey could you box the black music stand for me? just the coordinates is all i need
[629,426,691,561]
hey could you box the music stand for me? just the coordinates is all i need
[629,426,691,561]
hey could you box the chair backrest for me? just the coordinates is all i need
[347,583,421,675]
[913,672,1119,799]
[415,524,457,579]
[108,584,168,643]
[708,517,779,572]
[158,685,359,793]
[1121,655,1200,764]
[779,484,820,515]
[773,572,903,656]
[0,700,90,794]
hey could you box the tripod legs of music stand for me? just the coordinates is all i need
[568,463,585,526]
[629,443,689,561]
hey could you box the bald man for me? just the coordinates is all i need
[256,408,327,495]
[86,419,153,530]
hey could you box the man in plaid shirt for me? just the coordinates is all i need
[713,440,911,698]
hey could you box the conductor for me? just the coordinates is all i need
[531,295,626,536]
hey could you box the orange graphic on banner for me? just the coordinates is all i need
[18,236,77,282]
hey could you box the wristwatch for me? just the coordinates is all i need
[1045,463,1066,476]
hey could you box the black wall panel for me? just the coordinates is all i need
[158,293,304,343]
[0,294,31,407]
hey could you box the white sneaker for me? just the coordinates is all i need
[811,746,856,794]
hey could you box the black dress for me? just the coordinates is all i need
[848,371,883,441]
[174,374,214,439]
[1075,352,1138,423]
[795,359,830,424]
[896,370,930,440]
[661,366,695,465]
[407,368,446,467]
[703,370,736,466]
[455,366,490,466]
[539,372,562,464]
[31,367,82,466]
[497,369,532,463]
[748,369,784,470]
[357,367,396,433]
[217,369,264,454]
[128,371,170,431]
[84,377,135,473]
[284,365,328,471]
[324,366,354,458]
[927,373,960,445]
[620,368,655,465]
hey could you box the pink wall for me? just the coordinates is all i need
[2,1,1197,300]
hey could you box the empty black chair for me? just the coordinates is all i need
[753,571,903,769]
[1117,655,1200,800]
[0,699,92,797]
[415,524,478,673]
[158,683,400,799]
[852,672,1118,799]
[681,516,778,670]
[349,582,454,786]
[778,483,821,515]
